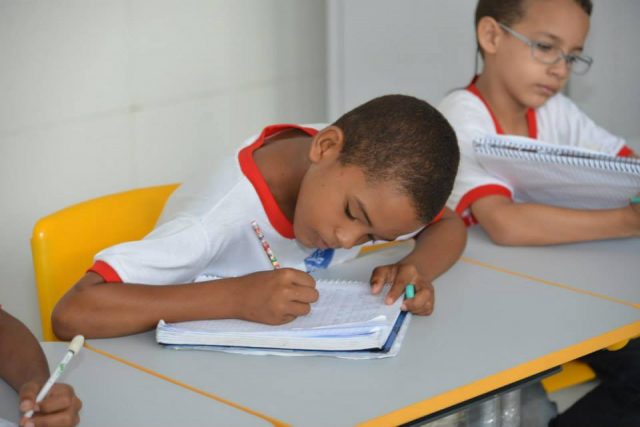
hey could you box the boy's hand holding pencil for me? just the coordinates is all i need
[243,221,318,325]
[233,269,319,325]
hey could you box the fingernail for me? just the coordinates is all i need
[385,297,393,305]
[26,422,35,427]
[19,400,30,411]
[401,303,407,311]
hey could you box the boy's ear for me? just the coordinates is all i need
[309,126,344,163]
[477,16,502,55]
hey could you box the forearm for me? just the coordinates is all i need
[401,214,467,281]
[0,310,49,391]
[52,273,246,339]
[475,202,640,246]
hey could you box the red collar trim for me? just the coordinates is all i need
[238,124,319,239]
[466,76,537,139]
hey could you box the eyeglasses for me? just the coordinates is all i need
[499,23,593,75]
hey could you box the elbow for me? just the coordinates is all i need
[480,213,522,246]
[52,298,82,341]
[51,283,95,340]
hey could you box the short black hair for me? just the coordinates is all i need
[332,94,459,223]
[474,0,593,54]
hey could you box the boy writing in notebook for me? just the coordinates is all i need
[439,0,640,245]
[0,307,81,427]
[53,94,465,339]
[439,1,640,426]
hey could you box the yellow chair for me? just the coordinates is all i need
[542,338,632,393]
[31,184,179,341]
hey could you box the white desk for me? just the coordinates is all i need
[0,342,269,426]
[87,245,640,427]
[464,227,640,306]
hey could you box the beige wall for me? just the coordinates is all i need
[0,0,327,338]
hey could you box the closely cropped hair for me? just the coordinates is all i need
[332,94,459,223]
[474,0,593,54]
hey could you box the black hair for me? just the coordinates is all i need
[474,0,593,57]
[332,94,459,223]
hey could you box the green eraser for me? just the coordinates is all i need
[405,284,415,299]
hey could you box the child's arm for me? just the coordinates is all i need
[52,268,318,340]
[471,194,640,246]
[370,208,467,314]
[0,309,82,427]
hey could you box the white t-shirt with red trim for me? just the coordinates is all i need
[90,124,385,285]
[438,83,634,225]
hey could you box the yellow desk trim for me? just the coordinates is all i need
[358,320,640,427]
[85,343,290,427]
[461,256,639,310]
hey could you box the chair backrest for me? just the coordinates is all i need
[31,184,179,341]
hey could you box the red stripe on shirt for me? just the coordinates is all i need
[238,124,319,239]
[466,77,537,138]
[88,261,122,283]
[617,145,636,157]
[455,184,513,227]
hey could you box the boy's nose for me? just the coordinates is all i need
[335,226,363,250]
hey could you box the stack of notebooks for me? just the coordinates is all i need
[473,135,640,209]
[156,279,409,359]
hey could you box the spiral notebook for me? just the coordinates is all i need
[156,279,408,358]
[473,135,640,209]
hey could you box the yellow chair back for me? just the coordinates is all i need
[31,184,179,341]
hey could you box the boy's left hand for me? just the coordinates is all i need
[370,262,434,315]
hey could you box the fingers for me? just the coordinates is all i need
[19,382,40,413]
[36,384,79,415]
[21,406,81,427]
[291,284,319,304]
[276,268,316,288]
[19,384,82,427]
[369,265,396,295]
[402,283,435,315]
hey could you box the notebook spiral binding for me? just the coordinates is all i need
[473,137,640,175]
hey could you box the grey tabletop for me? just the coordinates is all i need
[0,342,270,426]
[86,244,640,427]
[463,226,640,306]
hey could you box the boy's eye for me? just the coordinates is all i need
[345,205,356,220]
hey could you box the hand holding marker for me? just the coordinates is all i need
[24,335,84,418]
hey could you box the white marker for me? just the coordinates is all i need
[24,335,84,418]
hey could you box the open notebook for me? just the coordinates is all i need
[156,279,408,358]
[473,135,640,209]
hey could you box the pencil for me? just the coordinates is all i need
[25,335,84,418]
[251,220,281,269]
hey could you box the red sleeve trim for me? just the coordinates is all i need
[88,261,123,283]
[455,184,513,219]
[617,145,635,157]
[428,208,445,225]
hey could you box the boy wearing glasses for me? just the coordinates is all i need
[439,0,640,245]
[438,1,640,426]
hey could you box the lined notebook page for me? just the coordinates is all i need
[474,135,640,209]
[162,279,401,335]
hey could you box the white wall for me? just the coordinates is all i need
[328,0,640,149]
[0,0,326,338]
